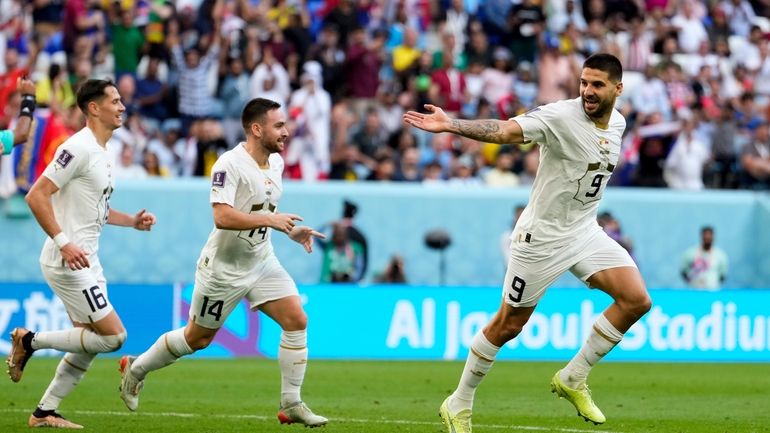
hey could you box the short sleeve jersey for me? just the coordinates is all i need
[512,97,626,244]
[39,127,113,265]
[197,145,284,284]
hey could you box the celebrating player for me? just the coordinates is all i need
[6,79,157,429]
[404,53,652,432]
[118,98,328,427]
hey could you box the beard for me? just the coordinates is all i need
[581,95,614,120]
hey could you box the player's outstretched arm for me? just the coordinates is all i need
[107,209,157,231]
[26,176,91,270]
[289,226,326,253]
[212,203,301,234]
[403,104,525,144]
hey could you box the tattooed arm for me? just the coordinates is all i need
[403,104,525,144]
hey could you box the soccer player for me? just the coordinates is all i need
[403,53,652,432]
[5,79,157,429]
[0,77,37,155]
[118,98,329,427]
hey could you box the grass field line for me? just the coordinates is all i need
[0,408,624,433]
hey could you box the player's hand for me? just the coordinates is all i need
[60,243,90,270]
[403,104,451,133]
[269,213,303,233]
[289,226,326,253]
[133,209,157,231]
[16,76,35,95]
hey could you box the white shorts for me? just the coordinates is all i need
[503,228,637,307]
[190,255,297,329]
[40,260,113,323]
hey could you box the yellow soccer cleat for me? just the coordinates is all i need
[439,397,472,433]
[550,370,606,425]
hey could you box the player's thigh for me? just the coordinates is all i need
[502,242,575,308]
[41,263,114,324]
[189,275,250,330]
[570,230,647,302]
[245,258,299,309]
[247,259,304,329]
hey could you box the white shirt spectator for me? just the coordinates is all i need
[664,129,710,190]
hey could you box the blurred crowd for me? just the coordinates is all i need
[2,0,770,191]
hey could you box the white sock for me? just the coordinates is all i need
[32,328,125,354]
[278,330,308,407]
[560,314,623,388]
[131,328,194,381]
[38,353,96,411]
[449,332,500,413]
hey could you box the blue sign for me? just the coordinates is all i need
[0,282,174,356]
[3,283,769,362]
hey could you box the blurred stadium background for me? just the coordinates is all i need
[1,0,770,431]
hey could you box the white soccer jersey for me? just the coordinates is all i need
[512,97,626,244]
[39,127,113,266]
[196,144,284,285]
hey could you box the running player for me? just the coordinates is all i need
[118,98,328,427]
[6,79,157,429]
[403,53,652,432]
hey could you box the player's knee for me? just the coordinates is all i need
[281,313,307,331]
[101,332,127,352]
[187,334,215,351]
[620,292,652,320]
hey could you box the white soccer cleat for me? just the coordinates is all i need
[119,355,144,411]
[277,401,328,427]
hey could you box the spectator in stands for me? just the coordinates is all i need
[352,106,388,160]
[506,0,545,63]
[218,55,250,148]
[114,143,148,180]
[135,57,169,122]
[740,121,770,189]
[394,146,421,182]
[518,148,539,186]
[249,45,291,109]
[147,118,183,177]
[308,23,345,101]
[681,226,729,290]
[168,16,221,135]
[664,114,710,190]
[109,4,145,79]
[709,104,740,188]
[484,147,519,187]
[286,61,332,180]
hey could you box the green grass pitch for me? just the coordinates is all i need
[1,358,768,432]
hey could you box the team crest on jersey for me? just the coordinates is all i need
[212,171,226,187]
[598,138,610,155]
[56,150,74,168]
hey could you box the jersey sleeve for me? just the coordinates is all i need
[42,144,88,188]
[1,130,13,155]
[512,101,565,148]
[209,157,238,206]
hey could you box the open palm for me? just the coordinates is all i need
[403,104,451,133]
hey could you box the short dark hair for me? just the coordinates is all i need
[701,226,714,234]
[241,97,281,132]
[76,79,116,114]
[583,53,623,83]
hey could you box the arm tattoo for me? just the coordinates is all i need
[450,119,509,143]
